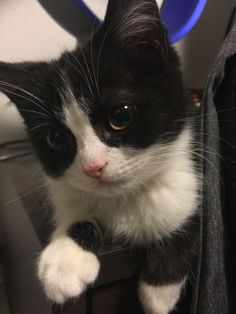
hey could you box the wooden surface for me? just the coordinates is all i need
[0,146,144,314]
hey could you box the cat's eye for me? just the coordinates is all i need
[108,105,135,131]
[46,127,69,151]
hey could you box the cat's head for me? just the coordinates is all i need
[0,0,193,196]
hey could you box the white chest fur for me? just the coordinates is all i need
[95,154,199,243]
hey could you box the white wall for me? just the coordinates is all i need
[0,0,77,143]
[177,0,236,88]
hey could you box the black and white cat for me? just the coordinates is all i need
[0,0,200,313]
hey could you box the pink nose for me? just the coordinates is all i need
[83,163,107,179]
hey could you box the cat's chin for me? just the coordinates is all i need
[67,178,131,197]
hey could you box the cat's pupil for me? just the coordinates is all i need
[108,105,135,131]
[47,127,68,151]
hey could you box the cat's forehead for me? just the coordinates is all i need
[64,48,157,110]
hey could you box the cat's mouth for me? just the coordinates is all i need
[97,178,126,187]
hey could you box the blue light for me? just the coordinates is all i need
[75,0,101,24]
[74,0,207,43]
[161,0,207,43]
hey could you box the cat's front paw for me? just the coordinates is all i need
[38,237,100,303]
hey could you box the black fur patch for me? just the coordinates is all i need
[0,61,77,176]
[67,220,104,254]
[140,214,200,285]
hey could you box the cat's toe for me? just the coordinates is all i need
[38,237,100,303]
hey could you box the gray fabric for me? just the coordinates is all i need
[191,23,236,314]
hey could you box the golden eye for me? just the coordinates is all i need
[108,105,135,131]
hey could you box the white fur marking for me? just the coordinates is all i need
[139,280,185,314]
[38,237,100,303]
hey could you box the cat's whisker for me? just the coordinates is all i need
[96,20,113,90]
[0,86,51,119]
[179,106,236,123]
[55,66,82,114]
[0,80,46,105]
[167,146,222,186]
[5,183,45,205]
[90,19,99,94]
[0,81,49,114]
[28,122,52,133]
[67,54,94,99]
[190,150,224,192]
[19,108,51,119]
[77,48,95,95]
[71,48,96,98]
[193,131,236,151]
[78,88,90,113]
[0,166,40,184]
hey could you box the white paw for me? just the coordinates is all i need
[38,237,100,303]
[139,281,184,314]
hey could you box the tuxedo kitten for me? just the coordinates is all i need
[0,0,200,313]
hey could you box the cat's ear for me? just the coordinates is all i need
[103,0,169,59]
[0,61,54,124]
[0,61,46,108]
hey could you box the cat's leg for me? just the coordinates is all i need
[139,214,200,314]
[38,219,103,303]
[139,280,185,314]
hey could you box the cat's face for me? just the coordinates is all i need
[0,0,193,196]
